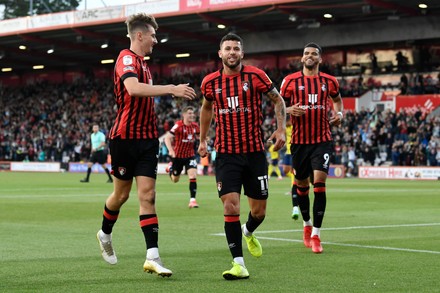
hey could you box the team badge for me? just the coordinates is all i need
[242,81,249,92]
[217,182,222,191]
[118,167,126,176]
[299,86,305,91]
[123,55,133,65]
[321,83,327,91]
[215,88,222,94]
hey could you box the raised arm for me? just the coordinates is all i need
[124,77,196,100]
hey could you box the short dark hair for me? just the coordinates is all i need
[220,33,243,49]
[304,42,322,54]
[126,13,158,36]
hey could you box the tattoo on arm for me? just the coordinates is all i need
[267,88,286,128]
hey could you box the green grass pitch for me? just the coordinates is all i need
[0,172,439,292]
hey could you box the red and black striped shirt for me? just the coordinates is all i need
[201,65,274,154]
[170,120,199,158]
[280,71,340,145]
[109,49,158,140]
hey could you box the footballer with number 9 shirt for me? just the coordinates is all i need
[280,42,343,254]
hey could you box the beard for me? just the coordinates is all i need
[223,57,241,70]
[303,58,318,70]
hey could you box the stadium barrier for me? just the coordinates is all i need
[1,162,344,178]
[67,162,211,176]
[358,166,440,180]
[8,162,61,172]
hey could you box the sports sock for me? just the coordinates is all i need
[146,247,159,260]
[101,205,119,234]
[189,178,197,198]
[275,166,282,178]
[268,165,274,178]
[297,185,310,222]
[303,220,313,227]
[313,182,326,228]
[291,183,299,207]
[233,257,245,267]
[140,214,159,250]
[311,227,321,238]
[86,167,91,180]
[104,168,112,180]
[245,211,264,234]
[224,215,243,258]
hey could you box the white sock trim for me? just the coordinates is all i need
[147,247,159,260]
[242,224,251,237]
[233,257,245,267]
[303,220,313,227]
[311,227,320,238]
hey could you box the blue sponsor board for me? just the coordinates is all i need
[329,165,345,178]
[69,163,111,173]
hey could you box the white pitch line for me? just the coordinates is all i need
[211,223,440,254]
[212,223,440,235]
[255,236,440,255]
[254,222,440,234]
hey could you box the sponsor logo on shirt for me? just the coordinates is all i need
[123,66,134,72]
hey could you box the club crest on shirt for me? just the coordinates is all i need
[217,182,222,191]
[242,81,249,92]
[215,88,222,94]
[123,55,133,65]
[118,167,126,176]
[299,86,305,91]
[321,83,327,91]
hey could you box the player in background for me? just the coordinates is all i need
[96,13,196,277]
[280,42,343,254]
[164,106,200,208]
[198,33,286,280]
[281,117,300,220]
[80,124,113,183]
[267,141,283,180]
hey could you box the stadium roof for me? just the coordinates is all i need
[1,0,440,74]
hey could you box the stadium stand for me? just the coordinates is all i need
[1,1,440,177]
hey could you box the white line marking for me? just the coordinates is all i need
[255,223,440,233]
[255,236,440,255]
[211,223,440,254]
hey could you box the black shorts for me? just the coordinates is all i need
[109,138,159,180]
[290,142,333,180]
[90,150,107,164]
[215,152,268,200]
[171,156,197,176]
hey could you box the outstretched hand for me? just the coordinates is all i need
[287,102,306,117]
[172,83,196,100]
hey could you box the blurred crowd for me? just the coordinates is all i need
[1,69,439,177]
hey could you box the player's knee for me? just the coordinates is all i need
[223,201,240,214]
[111,191,130,206]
